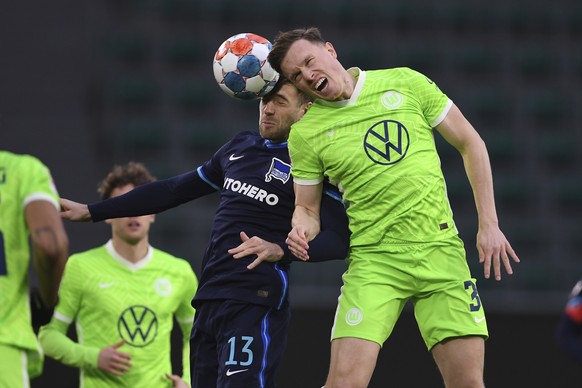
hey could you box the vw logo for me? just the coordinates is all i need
[363,120,410,165]
[118,305,158,347]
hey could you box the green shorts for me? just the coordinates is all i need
[0,343,30,387]
[331,236,488,350]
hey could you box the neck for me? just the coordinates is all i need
[342,72,357,99]
[111,237,149,264]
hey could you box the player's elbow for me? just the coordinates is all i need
[32,229,68,307]
[33,229,69,268]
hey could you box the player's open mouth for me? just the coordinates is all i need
[128,221,140,228]
[315,77,328,92]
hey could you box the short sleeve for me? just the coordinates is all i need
[404,68,452,128]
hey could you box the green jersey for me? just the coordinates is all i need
[0,151,60,351]
[289,67,458,246]
[40,241,197,387]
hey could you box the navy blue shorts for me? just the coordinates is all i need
[190,300,290,388]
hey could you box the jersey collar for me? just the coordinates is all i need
[105,239,153,271]
[315,67,365,108]
[264,139,288,149]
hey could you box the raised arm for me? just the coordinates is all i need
[26,200,68,307]
[435,103,519,280]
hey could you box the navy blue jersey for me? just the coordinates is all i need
[89,131,349,310]
[195,132,297,309]
[195,131,347,309]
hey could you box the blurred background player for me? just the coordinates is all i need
[58,79,350,387]
[556,279,582,365]
[39,162,197,387]
[0,151,69,387]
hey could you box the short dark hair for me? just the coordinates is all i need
[268,27,326,75]
[262,77,312,107]
[97,162,156,200]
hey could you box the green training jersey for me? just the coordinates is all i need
[0,151,60,351]
[48,241,197,387]
[289,67,458,246]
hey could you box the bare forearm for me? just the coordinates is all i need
[32,226,67,306]
[27,202,69,307]
[292,205,320,241]
[460,139,499,228]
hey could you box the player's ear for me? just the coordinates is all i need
[325,42,337,59]
[302,101,312,115]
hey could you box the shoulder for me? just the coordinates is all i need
[215,131,262,157]
[366,67,426,82]
[152,249,194,271]
[153,250,197,286]
[231,130,261,144]
[68,246,108,267]
[0,151,50,178]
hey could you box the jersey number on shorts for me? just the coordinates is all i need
[464,280,481,312]
[0,232,6,275]
[225,336,254,367]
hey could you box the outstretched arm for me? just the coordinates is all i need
[61,170,216,223]
[436,103,519,280]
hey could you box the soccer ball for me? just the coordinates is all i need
[212,33,279,101]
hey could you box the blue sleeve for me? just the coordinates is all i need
[89,170,217,222]
[279,187,349,263]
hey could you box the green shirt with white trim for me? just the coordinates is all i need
[289,67,458,246]
[39,241,197,387]
[0,151,60,353]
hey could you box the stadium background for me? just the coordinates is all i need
[2,0,581,385]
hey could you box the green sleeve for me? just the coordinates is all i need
[38,317,101,369]
[404,68,450,126]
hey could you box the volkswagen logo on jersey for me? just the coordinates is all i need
[118,305,158,347]
[265,157,291,184]
[363,120,410,165]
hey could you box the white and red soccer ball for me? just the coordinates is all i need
[213,33,279,100]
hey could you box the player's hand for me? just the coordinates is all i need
[476,224,520,281]
[60,198,92,222]
[228,231,284,270]
[165,373,190,387]
[98,340,132,376]
[286,225,311,261]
